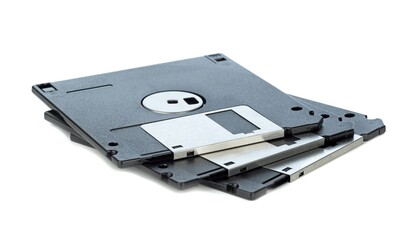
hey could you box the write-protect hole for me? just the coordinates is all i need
[183,97,199,105]
[108,142,118,146]
[291,106,303,111]
[38,83,57,93]
[208,54,227,62]
[167,99,178,104]
[282,167,292,172]
[224,161,235,166]
[321,114,330,119]
[299,171,305,177]
[344,113,355,118]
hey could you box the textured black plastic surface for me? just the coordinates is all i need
[292,96,386,141]
[44,109,78,134]
[33,54,322,167]
[290,98,355,143]
[45,110,94,148]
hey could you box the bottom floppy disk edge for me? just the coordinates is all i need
[43,110,367,200]
[41,95,385,200]
[45,109,325,190]
[202,134,363,200]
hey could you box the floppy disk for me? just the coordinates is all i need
[44,95,354,185]
[203,135,364,200]
[43,97,384,199]
[140,97,356,187]
[33,54,323,167]
[42,91,381,188]
[202,98,385,199]
[34,54,385,200]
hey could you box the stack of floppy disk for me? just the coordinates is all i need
[32,54,385,200]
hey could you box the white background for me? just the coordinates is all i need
[1,1,401,239]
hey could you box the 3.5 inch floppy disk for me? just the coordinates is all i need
[33,54,385,200]
[43,96,384,200]
[33,54,322,167]
[43,94,358,188]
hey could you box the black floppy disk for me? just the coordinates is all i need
[139,96,357,188]
[202,97,385,199]
[43,95,358,187]
[33,54,323,167]
[43,96,385,200]
[34,54,386,200]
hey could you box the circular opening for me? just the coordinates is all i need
[338,117,343,121]
[142,91,204,114]
[291,106,303,111]
[309,111,314,115]
[158,163,169,169]
[344,113,355,118]
[321,114,330,119]
[108,142,118,147]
